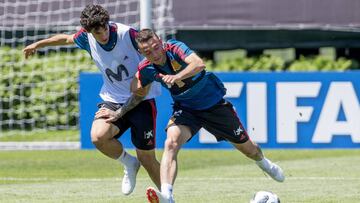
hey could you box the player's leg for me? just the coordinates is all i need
[201,99,285,182]
[136,149,160,189]
[127,99,160,192]
[91,102,137,159]
[232,141,285,182]
[91,118,122,159]
[91,102,140,195]
[147,107,200,203]
[231,138,263,161]
[162,124,191,185]
[146,124,191,203]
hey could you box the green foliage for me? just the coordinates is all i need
[0,46,97,130]
[1,46,357,131]
[206,54,356,72]
[288,56,354,71]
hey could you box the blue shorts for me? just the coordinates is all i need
[96,99,157,150]
[167,99,249,144]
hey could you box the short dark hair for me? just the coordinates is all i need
[135,29,159,44]
[80,4,109,32]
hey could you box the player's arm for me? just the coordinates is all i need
[23,34,75,59]
[161,53,205,86]
[178,52,206,79]
[106,88,149,122]
[113,77,150,119]
[95,75,150,123]
[130,72,147,93]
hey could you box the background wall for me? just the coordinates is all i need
[80,72,360,149]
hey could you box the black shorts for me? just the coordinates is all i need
[96,99,157,150]
[167,99,249,144]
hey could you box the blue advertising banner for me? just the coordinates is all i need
[79,72,360,149]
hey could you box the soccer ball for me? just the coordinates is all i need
[250,191,280,203]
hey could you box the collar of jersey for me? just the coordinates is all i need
[97,23,118,51]
[153,52,177,74]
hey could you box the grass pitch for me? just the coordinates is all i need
[0,149,359,202]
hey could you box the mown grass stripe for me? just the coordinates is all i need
[0,141,80,150]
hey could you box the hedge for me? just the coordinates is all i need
[0,47,357,130]
[0,47,97,130]
[205,55,357,72]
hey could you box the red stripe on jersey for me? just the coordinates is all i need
[137,60,152,87]
[110,23,117,32]
[167,43,187,60]
[149,100,157,145]
[74,28,86,39]
[129,28,138,41]
[138,60,152,71]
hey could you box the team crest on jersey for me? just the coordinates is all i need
[170,59,181,72]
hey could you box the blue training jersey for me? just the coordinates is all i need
[138,39,226,110]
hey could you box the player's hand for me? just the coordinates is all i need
[157,73,172,88]
[95,108,120,123]
[160,74,185,88]
[22,44,38,59]
[161,74,178,85]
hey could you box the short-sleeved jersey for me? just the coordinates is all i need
[138,39,226,110]
[73,22,161,103]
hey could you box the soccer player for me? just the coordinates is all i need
[131,29,285,203]
[22,5,161,195]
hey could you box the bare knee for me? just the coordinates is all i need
[164,137,180,152]
[90,120,118,148]
[91,128,112,148]
[91,132,104,148]
[163,125,190,155]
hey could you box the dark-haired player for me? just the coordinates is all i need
[23,4,161,195]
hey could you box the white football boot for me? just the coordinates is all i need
[122,159,141,195]
[257,162,285,182]
[146,187,175,203]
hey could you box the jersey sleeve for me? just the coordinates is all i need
[129,28,139,50]
[138,62,162,87]
[73,28,91,54]
[167,39,194,61]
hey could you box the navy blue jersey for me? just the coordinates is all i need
[138,39,226,110]
[73,22,138,55]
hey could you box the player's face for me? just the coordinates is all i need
[90,25,110,45]
[138,36,166,65]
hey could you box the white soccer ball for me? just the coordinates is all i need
[250,191,280,203]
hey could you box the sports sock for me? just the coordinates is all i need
[117,150,137,166]
[161,183,173,199]
[256,157,272,170]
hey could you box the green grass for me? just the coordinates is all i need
[1,149,360,202]
[0,130,79,141]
